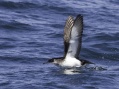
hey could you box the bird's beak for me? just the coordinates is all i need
[43,61,49,64]
[43,58,54,64]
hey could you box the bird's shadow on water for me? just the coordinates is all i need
[56,64,107,75]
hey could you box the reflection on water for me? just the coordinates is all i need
[62,68,81,75]
[60,64,107,75]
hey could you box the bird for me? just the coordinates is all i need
[44,14,92,68]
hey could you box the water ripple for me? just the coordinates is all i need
[0,0,119,89]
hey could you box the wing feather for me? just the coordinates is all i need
[66,14,83,58]
[64,16,74,56]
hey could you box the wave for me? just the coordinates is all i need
[0,1,37,9]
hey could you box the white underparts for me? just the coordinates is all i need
[59,55,81,68]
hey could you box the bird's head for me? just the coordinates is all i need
[43,57,63,64]
[43,58,57,64]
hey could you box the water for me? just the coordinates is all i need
[0,0,119,89]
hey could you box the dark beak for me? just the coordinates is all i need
[43,61,49,64]
[43,58,53,64]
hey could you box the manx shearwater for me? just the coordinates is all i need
[44,14,92,68]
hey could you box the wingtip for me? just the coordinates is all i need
[77,14,83,17]
[75,14,83,21]
[75,14,83,25]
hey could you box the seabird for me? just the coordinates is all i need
[45,14,92,68]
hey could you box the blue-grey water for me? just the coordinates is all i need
[0,0,119,89]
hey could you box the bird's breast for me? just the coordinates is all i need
[59,57,81,68]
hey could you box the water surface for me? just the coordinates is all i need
[0,0,119,89]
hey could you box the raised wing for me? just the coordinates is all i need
[64,16,74,57]
[66,15,83,58]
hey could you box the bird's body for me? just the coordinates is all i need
[60,55,82,68]
[51,56,81,68]
[45,14,92,68]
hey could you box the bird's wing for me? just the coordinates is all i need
[66,14,83,58]
[63,16,74,57]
